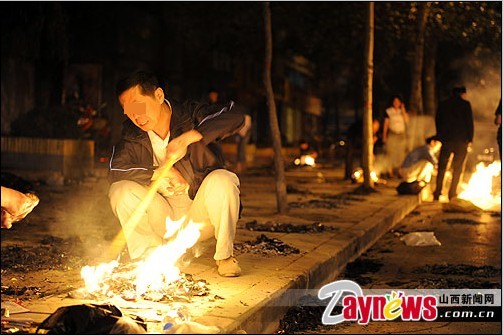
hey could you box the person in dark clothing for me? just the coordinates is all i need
[108,71,244,277]
[495,99,501,160]
[433,86,474,201]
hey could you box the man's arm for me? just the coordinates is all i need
[193,101,245,146]
[108,139,154,185]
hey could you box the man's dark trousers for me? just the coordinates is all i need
[433,141,469,200]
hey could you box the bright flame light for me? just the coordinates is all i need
[352,168,379,183]
[81,260,118,294]
[81,216,202,299]
[458,161,501,211]
[303,155,316,166]
[294,155,316,166]
[135,219,201,296]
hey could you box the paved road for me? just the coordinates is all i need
[277,200,502,334]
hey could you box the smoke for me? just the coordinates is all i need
[450,47,501,169]
[453,47,501,123]
[47,178,122,263]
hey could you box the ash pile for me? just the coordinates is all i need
[245,220,335,233]
[234,234,300,256]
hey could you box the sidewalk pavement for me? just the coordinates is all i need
[3,164,420,334]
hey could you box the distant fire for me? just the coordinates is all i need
[458,161,501,211]
[80,217,205,301]
[351,167,379,183]
[295,154,316,166]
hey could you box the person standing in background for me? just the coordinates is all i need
[382,95,409,178]
[433,86,474,201]
[495,99,501,160]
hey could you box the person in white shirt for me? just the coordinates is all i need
[382,95,409,178]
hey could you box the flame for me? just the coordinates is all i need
[81,216,202,299]
[352,168,379,183]
[304,155,316,166]
[294,154,316,166]
[458,161,501,210]
[81,260,119,294]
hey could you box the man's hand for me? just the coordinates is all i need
[166,130,203,164]
[154,167,189,197]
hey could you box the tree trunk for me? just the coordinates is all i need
[263,2,288,213]
[408,2,429,115]
[423,36,437,116]
[362,2,375,190]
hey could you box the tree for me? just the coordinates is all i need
[408,2,429,115]
[423,1,502,114]
[264,2,288,213]
[362,2,375,190]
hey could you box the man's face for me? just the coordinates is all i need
[119,85,163,131]
[432,140,442,153]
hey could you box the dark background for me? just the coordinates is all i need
[1,2,501,153]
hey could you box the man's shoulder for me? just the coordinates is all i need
[171,99,210,115]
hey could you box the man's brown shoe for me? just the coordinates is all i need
[216,256,241,277]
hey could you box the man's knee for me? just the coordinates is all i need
[203,169,240,191]
[109,180,145,210]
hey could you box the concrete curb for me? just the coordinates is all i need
[223,194,420,334]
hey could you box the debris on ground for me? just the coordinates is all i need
[289,190,365,209]
[244,220,335,233]
[1,235,87,273]
[289,199,342,209]
[400,232,442,246]
[234,234,300,256]
[443,218,480,225]
[337,258,384,286]
[413,264,501,277]
[344,258,384,276]
[276,295,333,334]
